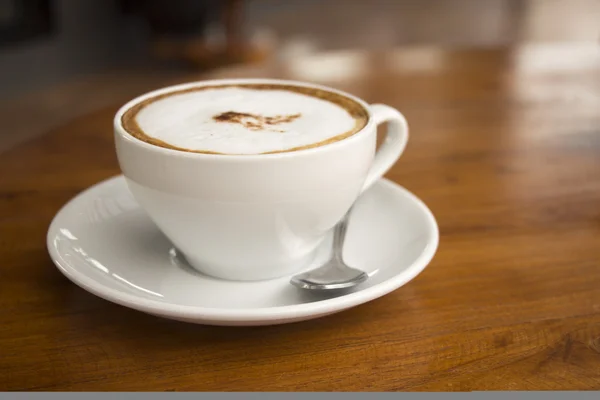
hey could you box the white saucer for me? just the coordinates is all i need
[47,175,439,326]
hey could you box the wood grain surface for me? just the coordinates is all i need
[1,45,600,391]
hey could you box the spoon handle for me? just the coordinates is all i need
[331,207,352,263]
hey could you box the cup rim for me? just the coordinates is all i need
[114,78,375,161]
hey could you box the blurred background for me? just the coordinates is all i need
[1,0,599,152]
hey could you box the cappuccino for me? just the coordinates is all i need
[121,84,368,155]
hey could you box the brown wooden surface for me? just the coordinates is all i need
[1,44,600,391]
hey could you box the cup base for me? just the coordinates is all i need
[180,248,320,282]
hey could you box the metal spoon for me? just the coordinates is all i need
[290,208,368,290]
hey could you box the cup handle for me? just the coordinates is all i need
[360,104,409,193]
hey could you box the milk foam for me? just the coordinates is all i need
[133,87,361,154]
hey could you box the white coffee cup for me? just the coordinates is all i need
[114,78,408,281]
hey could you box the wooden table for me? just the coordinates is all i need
[2,44,600,391]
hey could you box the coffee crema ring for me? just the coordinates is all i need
[121,83,368,155]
